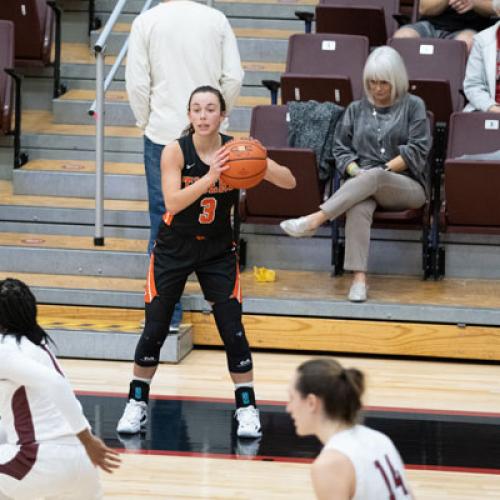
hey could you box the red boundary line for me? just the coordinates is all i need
[114,448,500,475]
[76,390,500,418]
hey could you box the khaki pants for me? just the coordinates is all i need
[320,168,426,272]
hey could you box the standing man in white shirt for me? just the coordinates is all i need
[126,0,244,331]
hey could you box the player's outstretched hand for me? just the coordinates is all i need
[78,429,122,473]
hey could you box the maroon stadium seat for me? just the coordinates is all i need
[444,112,500,234]
[0,20,14,136]
[0,0,64,97]
[316,0,400,46]
[241,105,325,224]
[0,20,27,169]
[388,38,467,125]
[263,34,369,106]
[0,0,53,66]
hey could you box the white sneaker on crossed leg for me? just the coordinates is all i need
[235,405,262,438]
[116,399,148,434]
[280,217,317,238]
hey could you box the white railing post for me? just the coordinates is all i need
[88,0,181,245]
[94,49,105,246]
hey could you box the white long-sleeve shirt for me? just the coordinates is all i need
[126,0,244,145]
[0,335,89,445]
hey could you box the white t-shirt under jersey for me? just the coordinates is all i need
[324,424,411,500]
[0,335,89,445]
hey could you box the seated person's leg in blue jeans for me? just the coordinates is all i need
[144,136,182,330]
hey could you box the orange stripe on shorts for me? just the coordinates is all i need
[232,260,242,303]
[162,212,174,226]
[144,253,158,304]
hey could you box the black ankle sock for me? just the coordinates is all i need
[128,380,150,403]
[235,386,256,409]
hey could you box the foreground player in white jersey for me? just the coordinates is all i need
[287,358,413,500]
[0,278,120,500]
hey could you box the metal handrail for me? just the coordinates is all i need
[89,0,154,246]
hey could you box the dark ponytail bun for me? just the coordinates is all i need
[296,359,365,425]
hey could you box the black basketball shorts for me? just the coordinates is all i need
[145,228,241,305]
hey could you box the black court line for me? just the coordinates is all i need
[77,391,500,474]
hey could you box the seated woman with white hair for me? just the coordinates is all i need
[281,46,432,302]
[463,0,500,112]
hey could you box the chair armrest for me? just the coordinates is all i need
[295,11,314,33]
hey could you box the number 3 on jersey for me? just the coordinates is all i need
[199,197,217,224]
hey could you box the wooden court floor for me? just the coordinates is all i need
[60,349,500,499]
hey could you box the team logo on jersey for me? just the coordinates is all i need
[183,175,234,193]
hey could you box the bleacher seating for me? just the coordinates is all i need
[241,105,324,224]
[0,0,65,97]
[0,21,14,136]
[389,38,467,125]
[443,112,500,235]
[315,0,401,46]
[0,20,27,169]
[263,34,369,106]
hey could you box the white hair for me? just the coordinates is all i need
[363,46,409,105]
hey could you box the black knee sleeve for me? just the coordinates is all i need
[212,299,253,373]
[134,297,176,366]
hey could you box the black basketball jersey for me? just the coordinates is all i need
[162,133,239,237]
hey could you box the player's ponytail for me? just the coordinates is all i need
[295,359,365,425]
[182,85,227,136]
[0,278,52,346]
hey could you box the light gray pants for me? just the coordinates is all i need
[320,168,426,272]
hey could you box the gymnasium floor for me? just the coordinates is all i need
[61,349,500,499]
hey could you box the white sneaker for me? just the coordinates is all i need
[116,399,148,434]
[348,282,367,302]
[235,405,262,438]
[280,217,317,238]
[234,437,261,457]
[116,433,143,450]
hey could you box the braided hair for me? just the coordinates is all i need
[0,278,51,346]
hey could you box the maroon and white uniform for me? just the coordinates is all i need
[324,425,411,500]
[0,335,101,500]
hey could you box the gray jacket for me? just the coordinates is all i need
[333,94,432,191]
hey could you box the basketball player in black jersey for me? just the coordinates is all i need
[117,86,296,438]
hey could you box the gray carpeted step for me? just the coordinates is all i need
[0,245,149,278]
[89,29,289,61]
[52,97,253,130]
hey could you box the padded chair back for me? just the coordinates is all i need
[444,112,500,229]
[284,34,369,103]
[0,0,53,66]
[389,38,467,123]
[0,20,14,135]
[447,112,500,158]
[317,0,400,45]
[250,105,289,147]
[245,105,324,222]
[244,149,322,221]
